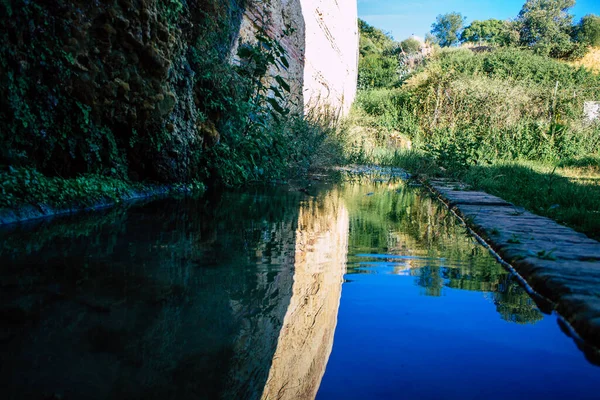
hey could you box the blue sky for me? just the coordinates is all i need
[358,0,599,41]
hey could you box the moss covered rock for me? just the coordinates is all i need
[0,0,245,182]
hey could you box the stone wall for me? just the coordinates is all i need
[234,0,358,119]
[231,0,306,114]
[301,0,359,119]
[0,0,249,182]
[0,0,357,184]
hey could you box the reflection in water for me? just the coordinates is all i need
[343,177,542,325]
[262,191,348,400]
[317,175,599,400]
[0,174,597,400]
[0,190,302,400]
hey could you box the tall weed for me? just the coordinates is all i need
[353,48,600,169]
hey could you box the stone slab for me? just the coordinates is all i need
[428,180,600,351]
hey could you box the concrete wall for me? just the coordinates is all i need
[233,0,358,119]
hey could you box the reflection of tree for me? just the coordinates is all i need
[494,276,544,325]
[415,266,444,297]
[344,178,483,262]
[339,175,542,325]
[444,253,507,293]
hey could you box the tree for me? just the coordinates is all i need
[516,0,576,57]
[575,14,600,47]
[400,37,421,55]
[461,19,506,45]
[358,19,397,55]
[430,12,466,47]
[497,20,522,47]
[358,19,400,88]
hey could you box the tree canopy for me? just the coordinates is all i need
[516,0,576,57]
[461,19,506,45]
[358,19,397,55]
[400,37,421,55]
[422,1,596,60]
[575,14,600,47]
[358,19,399,88]
[430,12,466,47]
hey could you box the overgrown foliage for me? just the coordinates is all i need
[355,48,600,163]
[357,19,431,90]
[357,19,401,89]
[0,0,326,209]
[340,42,600,238]
[430,12,466,47]
[0,166,206,210]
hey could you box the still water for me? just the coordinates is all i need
[0,174,598,400]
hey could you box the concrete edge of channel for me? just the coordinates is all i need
[422,178,600,364]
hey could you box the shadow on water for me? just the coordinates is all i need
[0,172,598,400]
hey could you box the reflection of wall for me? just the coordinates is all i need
[0,192,302,400]
[261,192,349,400]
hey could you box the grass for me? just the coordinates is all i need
[325,104,600,240]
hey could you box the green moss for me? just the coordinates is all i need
[0,167,205,210]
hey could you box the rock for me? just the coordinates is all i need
[141,45,170,77]
[157,91,176,116]
[199,121,220,149]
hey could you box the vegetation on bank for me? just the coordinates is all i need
[0,0,327,210]
[0,167,205,211]
[330,9,600,240]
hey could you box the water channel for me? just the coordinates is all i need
[0,172,598,399]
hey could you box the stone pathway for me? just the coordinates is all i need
[428,179,600,352]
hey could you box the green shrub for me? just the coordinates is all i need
[352,48,600,169]
[358,19,401,89]
[433,48,599,86]
[575,14,600,47]
[400,38,421,55]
